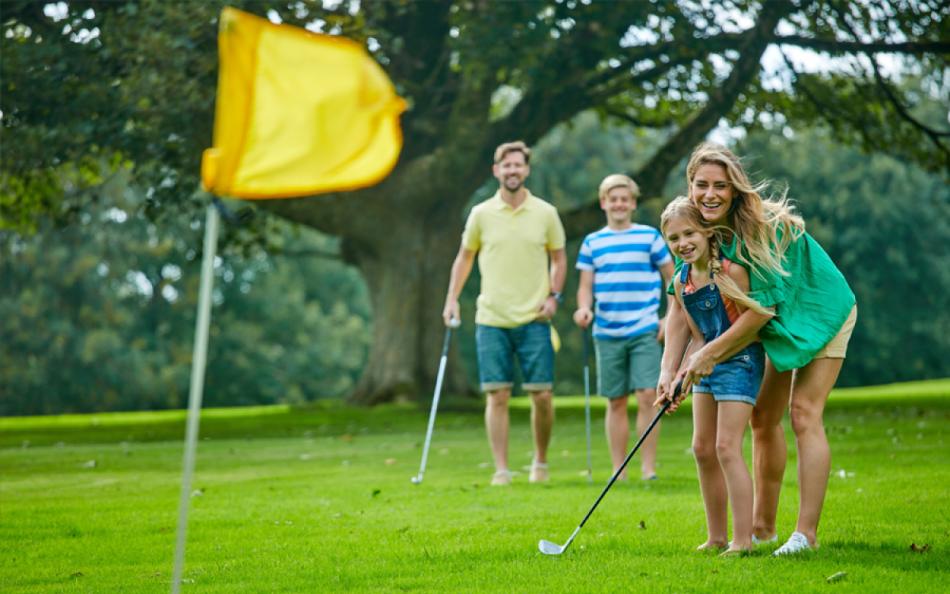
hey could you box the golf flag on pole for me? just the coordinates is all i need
[175,9,405,593]
[201,7,406,199]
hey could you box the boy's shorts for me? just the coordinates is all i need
[476,322,554,392]
[692,344,765,406]
[594,332,661,399]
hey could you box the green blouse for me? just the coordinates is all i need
[671,230,855,372]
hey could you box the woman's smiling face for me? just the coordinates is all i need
[690,163,734,225]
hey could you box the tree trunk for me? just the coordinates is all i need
[345,205,474,405]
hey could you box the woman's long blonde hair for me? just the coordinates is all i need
[686,142,804,280]
[661,197,772,316]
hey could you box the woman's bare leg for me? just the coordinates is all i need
[788,357,843,545]
[750,359,792,540]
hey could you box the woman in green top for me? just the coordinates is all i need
[658,142,857,556]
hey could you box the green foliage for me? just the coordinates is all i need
[1,382,948,592]
[0,179,371,415]
[738,129,950,385]
[1,1,946,406]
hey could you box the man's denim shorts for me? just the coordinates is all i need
[692,343,765,405]
[475,322,554,392]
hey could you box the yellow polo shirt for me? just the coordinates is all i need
[462,191,566,328]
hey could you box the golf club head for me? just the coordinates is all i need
[410,475,423,485]
[538,539,566,556]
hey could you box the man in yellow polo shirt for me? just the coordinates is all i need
[443,141,567,486]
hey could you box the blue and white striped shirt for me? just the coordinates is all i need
[576,225,672,338]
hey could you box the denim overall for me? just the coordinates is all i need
[681,263,765,404]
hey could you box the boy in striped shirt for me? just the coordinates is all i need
[574,174,674,480]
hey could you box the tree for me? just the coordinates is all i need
[737,128,950,386]
[3,0,947,404]
[0,172,373,415]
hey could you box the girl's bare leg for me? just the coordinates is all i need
[693,393,727,549]
[717,401,755,551]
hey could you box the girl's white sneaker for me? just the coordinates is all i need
[773,531,814,556]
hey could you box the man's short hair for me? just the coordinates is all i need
[494,141,531,164]
[598,174,640,201]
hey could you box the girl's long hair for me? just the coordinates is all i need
[686,142,804,280]
[661,197,772,316]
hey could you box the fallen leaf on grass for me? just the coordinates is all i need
[826,571,847,583]
[910,543,931,553]
[339,434,353,442]
[384,458,397,465]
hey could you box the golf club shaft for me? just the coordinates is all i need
[415,327,453,479]
[582,330,592,480]
[574,387,677,531]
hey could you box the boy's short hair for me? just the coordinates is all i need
[598,174,640,201]
[494,141,532,164]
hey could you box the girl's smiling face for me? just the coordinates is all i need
[664,214,712,265]
[690,163,734,225]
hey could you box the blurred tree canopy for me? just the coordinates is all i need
[0,172,372,415]
[2,0,948,406]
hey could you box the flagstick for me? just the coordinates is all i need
[171,204,220,594]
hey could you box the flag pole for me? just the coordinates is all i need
[171,203,220,594]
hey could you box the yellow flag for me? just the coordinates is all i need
[201,8,406,199]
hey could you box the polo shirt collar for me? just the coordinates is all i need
[491,189,536,212]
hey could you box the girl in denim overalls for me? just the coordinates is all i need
[659,197,770,556]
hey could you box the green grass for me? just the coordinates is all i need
[2,380,949,593]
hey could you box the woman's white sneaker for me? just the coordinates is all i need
[773,531,814,556]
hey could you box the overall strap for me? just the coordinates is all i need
[679,262,690,284]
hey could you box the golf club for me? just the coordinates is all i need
[582,329,593,483]
[538,381,682,555]
[410,318,459,485]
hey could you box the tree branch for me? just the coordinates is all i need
[775,35,950,56]
[603,108,676,129]
[561,1,796,239]
[826,3,950,156]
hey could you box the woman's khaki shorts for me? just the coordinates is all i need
[814,305,857,359]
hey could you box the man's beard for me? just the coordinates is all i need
[504,177,523,191]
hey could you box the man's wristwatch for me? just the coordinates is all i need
[549,291,563,304]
